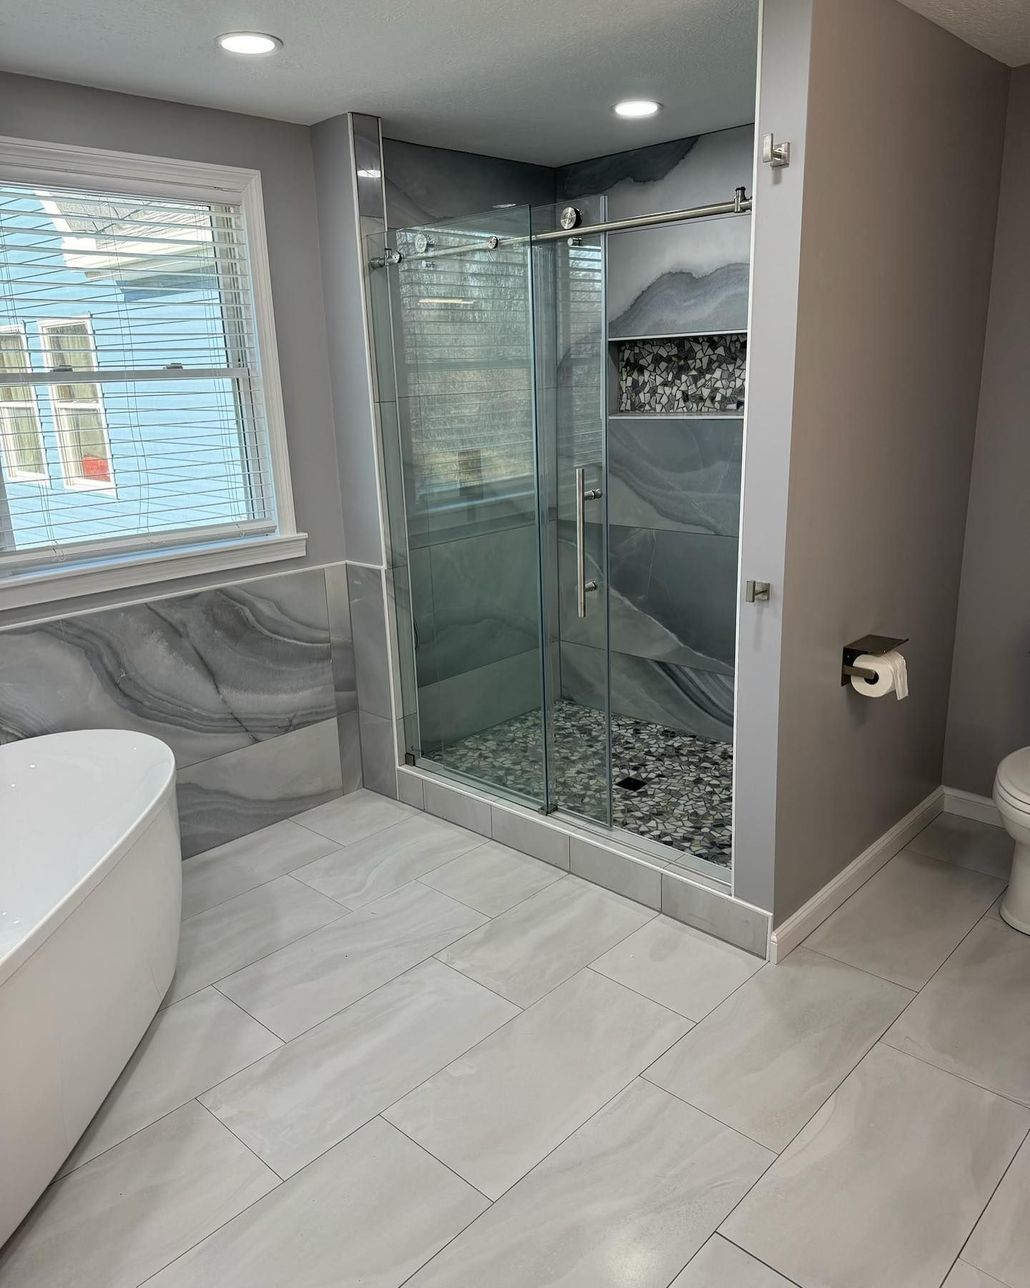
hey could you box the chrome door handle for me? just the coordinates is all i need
[575,466,602,618]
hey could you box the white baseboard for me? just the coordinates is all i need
[942,786,1001,827]
[769,787,945,963]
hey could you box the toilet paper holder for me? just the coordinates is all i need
[841,635,908,686]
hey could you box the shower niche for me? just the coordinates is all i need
[369,125,753,885]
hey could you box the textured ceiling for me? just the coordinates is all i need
[0,0,759,166]
[898,0,1030,66]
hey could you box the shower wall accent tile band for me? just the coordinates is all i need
[617,336,748,415]
[0,564,364,856]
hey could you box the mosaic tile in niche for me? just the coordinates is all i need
[617,335,747,415]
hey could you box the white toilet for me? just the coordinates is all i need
[993,747,1030,934]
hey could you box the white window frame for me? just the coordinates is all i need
[0,135,305,610]
[37,317,115,494]
[0,323,48,485]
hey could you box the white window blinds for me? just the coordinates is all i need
[0,178,278,577]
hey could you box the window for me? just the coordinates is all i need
[0,139,301,607]
[38,320,113,490]
[0,326,46,483]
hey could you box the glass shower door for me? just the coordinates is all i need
[369,206,549,807]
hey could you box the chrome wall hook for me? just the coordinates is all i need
[762,133,791,168]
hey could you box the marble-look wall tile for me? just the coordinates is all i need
[0,568,336,768]
[347,564,392,721]
[338,710,363,794]
[557,127,754,340]
[324,563,357,715]
[175,718,345,858]
[413,523,541,685]
[359,710,398,799]
[382,137,555,228]
[418,649,542,750]
[558,523,737,675]
[608,416,743,537]
[561,641,733,742]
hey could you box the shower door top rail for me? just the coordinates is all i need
[371,187,752,267]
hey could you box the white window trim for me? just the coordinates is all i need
[0,323,48,484]
[37,317,115,494]
[0,135,305,609]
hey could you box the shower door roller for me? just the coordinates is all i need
[575,466,602,618]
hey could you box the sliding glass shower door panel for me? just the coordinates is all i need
[370,206,549,807]
[532,199,613,827]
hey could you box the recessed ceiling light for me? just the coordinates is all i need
[357,168,382,179]
[613,99,662,119]
[216,32,283,55]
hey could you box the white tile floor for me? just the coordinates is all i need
[3,792,1030,1288]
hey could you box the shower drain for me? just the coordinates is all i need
[615,775,647,792]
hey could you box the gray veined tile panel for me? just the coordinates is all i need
[292,786,419,845]
[347,563,392,720]
[907,813,1014,881]
[592,914,763,1020]
[384,968,691,1199]
[417,648,543,749]
[608,261,751,338]
[671,1236,799,1287]
[420,840,565,916]
[359,709,399,798]
[202,959,518,1179]
[180,819,343,919]
[0,1102,277,1288]
[338,709,364,793]
[964,1134,1030,1288]
[166,875,345,1006]
[291,811,485,910]
[0,567,336,767]
[406,1079,772,1288]
[437,874,655,1006]
[324,561,358,716]
[175,718,345,858]
[721,1045,1030,1288]
[215,881,488,1041]
[883,914,1030,1108]
[607,416,744,538]
[60,987,281,1175]
[805,850,1005,990]
[645,947,912,1151]
[146,1117,488,1288]
[944,1266,1013,1288]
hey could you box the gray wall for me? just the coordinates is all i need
[771,0,1009,922]
[944,66,1030,797]
[0,72,345,626]
[382,138,554,226]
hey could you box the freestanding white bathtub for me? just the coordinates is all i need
[0,730,181,1246]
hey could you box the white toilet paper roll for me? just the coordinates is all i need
[850,651,908,700]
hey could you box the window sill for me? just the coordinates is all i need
[0,531,309,613]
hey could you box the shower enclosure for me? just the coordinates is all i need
[368,186,749,884]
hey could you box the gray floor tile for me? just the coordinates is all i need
[883,915,1030,1107]
[0,1102,277,1288]
[61,988,280,1175]
[722,1045,1030,1288]
[671,1236,798,1287]
[908,814,1014,881]
[216,882,488,1040]
[167,876,345,1005]
[963,1133,1030,1287]
[384,969,690,1199]
[291,813,484,908]
[420,840,565,916]
[202,960,517,1178]
[437,875,654,1006]
[406,1079,771,1288]
[945,1263,1014,1288]
[646,947,911,1150]
[147,1117,487,1288]
[592,914,763,1019]
[805,850,1004,989]
[181,820,343,919]
[292,788,417,845]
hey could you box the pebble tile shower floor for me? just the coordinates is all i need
[4,799,1027,1288]
[432,702,734,868]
